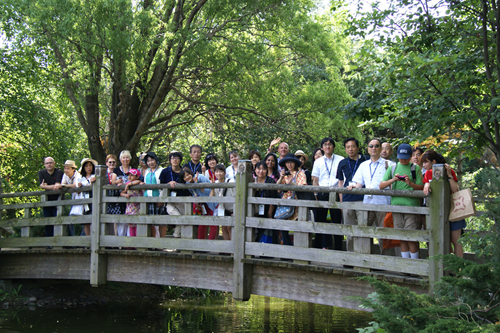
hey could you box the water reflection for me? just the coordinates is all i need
[0,295,371,333]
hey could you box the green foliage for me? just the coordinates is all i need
[344,0,500,161]
[357,321,386,333]
[0,0,356,167]
[163,286,225,300]
[0,285,24,303]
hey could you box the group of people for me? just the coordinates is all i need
[38,136,465,258]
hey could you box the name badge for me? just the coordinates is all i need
[218,204,225,217]
[258,204,265,216]
[366,184,373,197]
[171,191,177,197]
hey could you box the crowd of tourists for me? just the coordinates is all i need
[37,137,465,258]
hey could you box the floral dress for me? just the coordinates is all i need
[281,170,307,221]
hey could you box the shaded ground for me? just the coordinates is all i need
[1,281,166,309]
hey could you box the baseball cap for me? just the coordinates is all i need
[126,168,141,177]
[397,144,412,159]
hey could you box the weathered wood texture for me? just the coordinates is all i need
[0,251,90,280]
[248,260,428,310]
[105,252,234,291]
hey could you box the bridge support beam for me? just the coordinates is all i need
[233,160,253,301]
[428,164,450,291]
[90,165,107,287]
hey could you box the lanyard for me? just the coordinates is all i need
[369,162,379,181]
[348,158,360,179]
[324,156,335,185]
[170,168,179,182]
[189,162,200,174]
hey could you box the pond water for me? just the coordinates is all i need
[0,295,372,332]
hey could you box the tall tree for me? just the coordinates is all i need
[343,0,500,162]
[1,0,350,164]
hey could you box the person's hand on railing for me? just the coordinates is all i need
[168,181,176,188]
[423,183,431,195]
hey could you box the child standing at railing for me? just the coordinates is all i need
[120,169,143,237]
[379,144,424,260]
[210,164,235,241]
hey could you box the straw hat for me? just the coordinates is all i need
[79,158,98,174]
[294,150,308,162]
[63,160,77,169]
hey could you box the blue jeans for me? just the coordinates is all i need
[43,206,57,237]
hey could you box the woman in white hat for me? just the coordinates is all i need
[56,160,81,236]
[276,153,307,245]
[294,150,312,185]
[77,158,97,236]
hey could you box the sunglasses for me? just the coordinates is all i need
[368,145,380,149]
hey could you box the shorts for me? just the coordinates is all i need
[392,213,421,230]
[450,219,466,231]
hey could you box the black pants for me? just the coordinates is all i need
[313,193,343,250]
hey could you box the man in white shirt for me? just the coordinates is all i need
[311,137,344,250]
[348,139,394,254]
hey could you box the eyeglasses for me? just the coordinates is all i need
[44,162,54,164]
[322,143,334,147]
[108,161,116,164]
[368,145,380,149]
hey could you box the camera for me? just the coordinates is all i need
[285,170,291,176]
[397,175,406,181]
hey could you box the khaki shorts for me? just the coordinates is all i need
[392,213,421,230]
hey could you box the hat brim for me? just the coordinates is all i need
[397,153,412,159]
[279,157,302,168]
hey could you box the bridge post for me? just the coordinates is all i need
[233,160,253,301]
[90,165,107,287]
[428,164,451,291]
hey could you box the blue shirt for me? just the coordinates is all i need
[337,155,367,202]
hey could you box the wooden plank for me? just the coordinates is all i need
[248,183,428,198]
[106,254,233,292]
[100,236,234,253]
[233,160,253,301]
[249,264,428,310]
[293,206,310,264]
[0,215,92,228]
[21,208,33,238]
[102,196,234,204]
[428,164,450,291]
[0,236,91,248]
[354,210,370,272]
[181,202,196,254]
[53,195,67,242]
[90,165,107,286]
[248,197,430,214]
[246,217,430,242]
[0,252,90,280]
[100,214,234,226]
[0,198,92,210]
[245,242,429,276]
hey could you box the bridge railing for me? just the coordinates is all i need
[0,161,452,294]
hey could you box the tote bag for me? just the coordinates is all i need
[449,188,477,222]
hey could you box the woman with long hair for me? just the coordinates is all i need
[204,153,218,182]
[264,152,280,181]
[276,153,307,245]
[77,158,97,237]
[422,150,464,257]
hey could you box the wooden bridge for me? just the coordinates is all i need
[0,161,455,310]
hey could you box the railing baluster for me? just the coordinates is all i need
[233,160,252,301]
[294,206,310,264]
[90,165,107,286]
[428,164,451,291]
